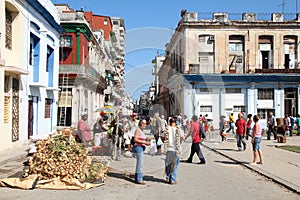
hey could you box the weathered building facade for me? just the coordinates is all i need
[159,11,300,128]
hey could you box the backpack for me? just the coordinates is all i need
[199,122,206,139]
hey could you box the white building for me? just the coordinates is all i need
[0,0,63,151]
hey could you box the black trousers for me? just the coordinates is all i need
[187,142,205,162]
[267,125,277,140]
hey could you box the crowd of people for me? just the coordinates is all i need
[75,110,300,185]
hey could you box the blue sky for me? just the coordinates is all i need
[53,0,299,101]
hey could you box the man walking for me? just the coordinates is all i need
[235,113,247,151]
[267,112,277,140]
[183,115,206,164]
[226,113,235,135]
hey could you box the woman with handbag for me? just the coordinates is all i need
[133,119,151,184]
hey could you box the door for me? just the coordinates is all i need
[261,51,269,69]
[28,100,33,139]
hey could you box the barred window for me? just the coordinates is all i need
[5,9,12,50]
[225,88,241,93]
[233,106,246,112]
[60,36,72,47]
[200,105,212,112]
[258,88,274,100]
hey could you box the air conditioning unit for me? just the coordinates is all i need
[209,35,215,41]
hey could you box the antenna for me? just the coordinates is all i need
[278,0,286,13]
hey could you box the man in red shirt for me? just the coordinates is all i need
[235,113,247,151]
[183,115,206,164]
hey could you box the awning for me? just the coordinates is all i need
[95,105,114,113]
[2,66,29,75]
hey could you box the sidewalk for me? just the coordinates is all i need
[202,131,300,194]
[0,144,28,179]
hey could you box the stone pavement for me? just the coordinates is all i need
[0,131,299,194]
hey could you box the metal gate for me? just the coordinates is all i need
[12,78,19,142]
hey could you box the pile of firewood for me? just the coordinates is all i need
[23,132,108,183]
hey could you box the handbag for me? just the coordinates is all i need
[157,137,163,146]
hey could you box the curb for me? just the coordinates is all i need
[202,143,300,194]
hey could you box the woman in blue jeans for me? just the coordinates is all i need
[133,119,150,184]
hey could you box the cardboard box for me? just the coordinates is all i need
[92,146,110,156]
[277,136,286,143]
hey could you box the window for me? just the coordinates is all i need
[200,105,212,112]
[104,18,108,25]
[257,109,275,119]
[189,64,199,73]
[233,106,246,112]
[199,54,209,63]
[29,42,33,65]
[5,9,12,50]
[46,46,53,72]
[225,88,241,93]
[198,35,206,43]
[44,98,53,118]
[60,36,72,47]
[4,75,10,93]
[4,96,10,123]
[229,43,243,51]
[258,88,274,100]
[113,20,119,25]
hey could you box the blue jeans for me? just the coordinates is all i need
[252,137,261,151]
[133,145,145,182]
[111,135,122,160]
[236,134,246,151]
[165,151,180,183]
[226,122,235,135]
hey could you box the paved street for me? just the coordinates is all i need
[0,130,300,199]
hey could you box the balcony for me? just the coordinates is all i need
[255,68,300,74]
[59,64,100,81]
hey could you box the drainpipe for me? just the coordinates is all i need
[76,28,80,64]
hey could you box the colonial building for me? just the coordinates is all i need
[0,0,62,151]
[158,11,300,128]
[55,5,108,127]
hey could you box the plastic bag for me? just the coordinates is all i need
[150,139,156,156]
[157,137,163,146]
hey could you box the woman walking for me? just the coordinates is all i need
[133,119,151,184]
[164,117,185,184]
[250,115,264,165]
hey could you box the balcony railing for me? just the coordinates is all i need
[255,68,300,74]
[59,64,100,80]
